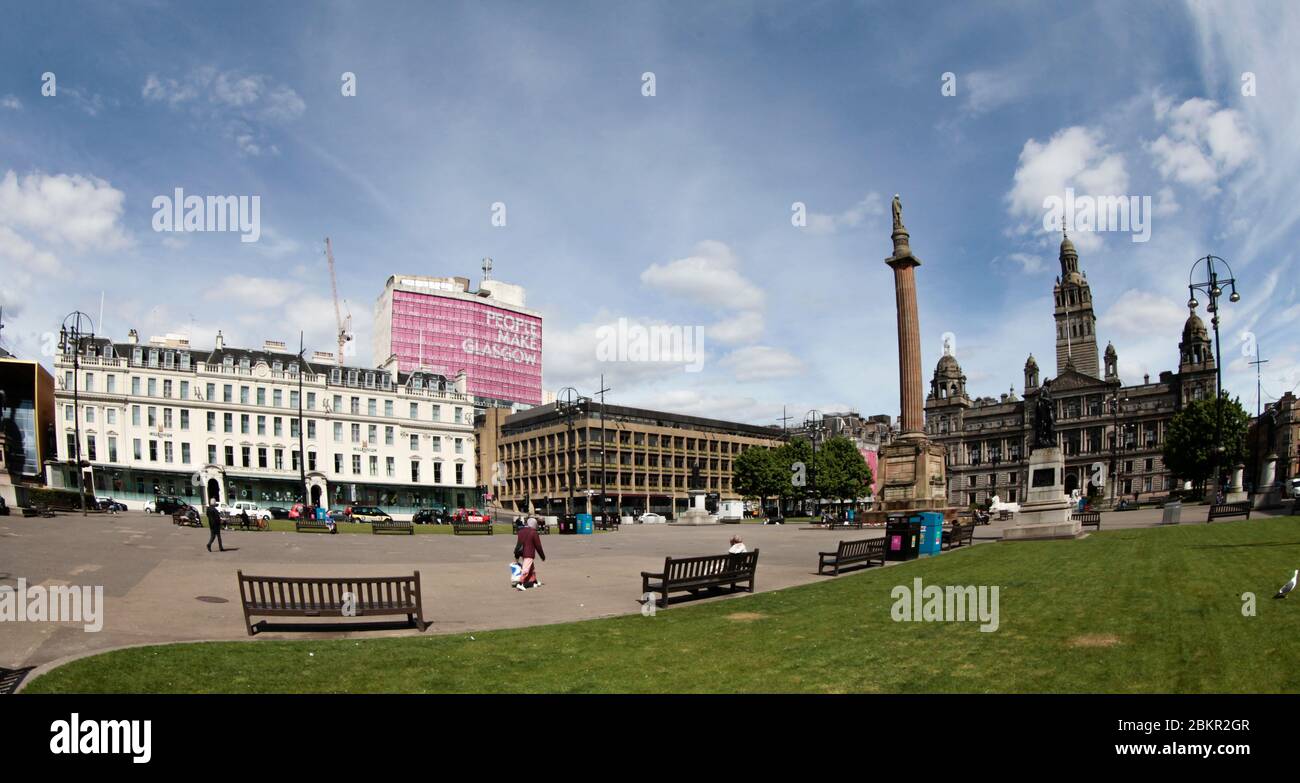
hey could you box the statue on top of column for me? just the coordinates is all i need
[892,194,904,231]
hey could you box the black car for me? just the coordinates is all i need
[148,495,189,515]
[96,497,128,512]
[267,506,291,519]
[413,508,449,525]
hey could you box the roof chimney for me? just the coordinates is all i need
[215,330,224,350]
[127,329,139,346]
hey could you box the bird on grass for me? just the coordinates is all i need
[1274,570,1298,599]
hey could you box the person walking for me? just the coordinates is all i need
[514,517,546,590]
[205,498,226,552]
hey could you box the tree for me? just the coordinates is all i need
[815,436,874,507]
[1163,394,1250,493]
[732,446,784,511]
[775,437,813,508]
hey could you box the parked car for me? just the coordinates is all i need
[267,506,291,519]
[451,508,490,524]
[227,501,272,521]
[96,496,127,513]
[345,505,392,523]
[288,503,329,521]
[413,508,449,525]
[144,495,189,515]
[638,512,667,524]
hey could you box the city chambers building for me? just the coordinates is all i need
[487,400,784,517]
[50,330,478,512]
[924,234,1218,507]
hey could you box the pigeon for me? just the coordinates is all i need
[1274,570,1298,599]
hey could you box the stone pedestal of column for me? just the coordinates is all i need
[672,489,717,525]
[1226,462,1248,503]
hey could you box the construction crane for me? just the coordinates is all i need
[324,237,352,366]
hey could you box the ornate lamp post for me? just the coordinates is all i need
[804,410,824,517]
[59,311,95,516]
[1188,255,1241,497]
[556,387,584,516]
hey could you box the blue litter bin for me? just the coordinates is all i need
[918,511,944,556]
[576,513,594,535]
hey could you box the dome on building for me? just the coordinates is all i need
[1060,233,1077,258]
[1024,354,1038,370]
[1182,309,1209,342]
[1104,342,1117,358]
[935,352,962,378]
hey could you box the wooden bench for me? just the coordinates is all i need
[224,515,268,531]
[818,538,886,575]
[942,523,975,550]
[998,509,1012,521]
[1073,511,1101,531]
[296,519,336,534]
[236,570,428,635]
[452,521,493,535]
[22,504,56,518]
[1208,502,1251,522]
[371,519,414,535]
[641,550,759,608]
[172,509,202,527]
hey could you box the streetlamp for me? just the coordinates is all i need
[295,332,310,508]
[59,311,95,516]
[1106,391,1125,506]
[556,387,584,516]
[804,410,824,518]
[1188,254,1242,498]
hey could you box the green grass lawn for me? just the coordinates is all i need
[27,517,1300,694]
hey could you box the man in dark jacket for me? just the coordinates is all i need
[514,517,546,590]
[206,498,226,552]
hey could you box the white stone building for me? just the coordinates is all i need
[50,330,478,515]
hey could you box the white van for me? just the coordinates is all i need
[1289,478,1300,499]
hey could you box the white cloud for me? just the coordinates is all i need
[640,240,764,307]
[719,345,804,381]
[1098,289,1188,338]
[142,67,305,156]
[962,67,1035,116]
[0,170,131,251]
[1148,95,1254,194]
[807,193,885,235]
[0,95,21,110]
[1006,126,1129,251]
[995,252,1046,275]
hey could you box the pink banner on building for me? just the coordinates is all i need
[389,290,543,405]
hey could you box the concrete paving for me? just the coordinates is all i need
[2,505,1292,675]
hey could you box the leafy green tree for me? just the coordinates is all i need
[776,437,813,505]
[1163,394,1250,492]
[732,446,784,510]
[815,436,874,506]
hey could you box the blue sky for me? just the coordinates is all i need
[1,0,1296,424]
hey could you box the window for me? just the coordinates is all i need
[410,434,419,451]
[240,414,250,435]
[454,438,463,455]
[131,405,140,425]
[108,437,118,462]
[163,379,172,398]
[241,386,250,404]
[369,455,378,476]
[351,423,360,443]
[180,409,189,430]
[107,375,116,394]
[411,460,421,482]
[368,399,377,416]
[334,422,343,441]
[352,454,361,475]
[257,415,266,435]
[148,440,158,461]
[384,400,393,417]
[132,377,141,396]
[410,402,419,419]
[292,450,300,471]
[275,417,283,437]
[207,412,216,432]
[106,408,116,425]
[148,378,157,397]
[85,407,95,423]
[334,454,343,473]
[307,392,316,410]
[433,461,442,483]
[225,446,234,466]
[147,407,156,427]
[180,380,189,400]
[86,435,96,461]
[307,452,316,471]
[258,448,268,469]
[455,463,464,485]
[224,413,233,433]
[273,389,283,407]
[307,420,316,439]
[274,449,283,470]
[385,426,394,445]
[431,405,441,422]
[257,387,266,406]
[351,397,360,415]
[164,442,173,463]
[431,435,441,451]
[181,443,191,464]
[290,391,298,409]
[133,438,142,460]
[223,384,233,403]
[368,424,377,444]
[208,444,217,464]
[85,373,95,392]
[241,446,251,467]
[386,456,395,477]
[454,407,463,424]
[163,408,173,428]
[206,383,215,401]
